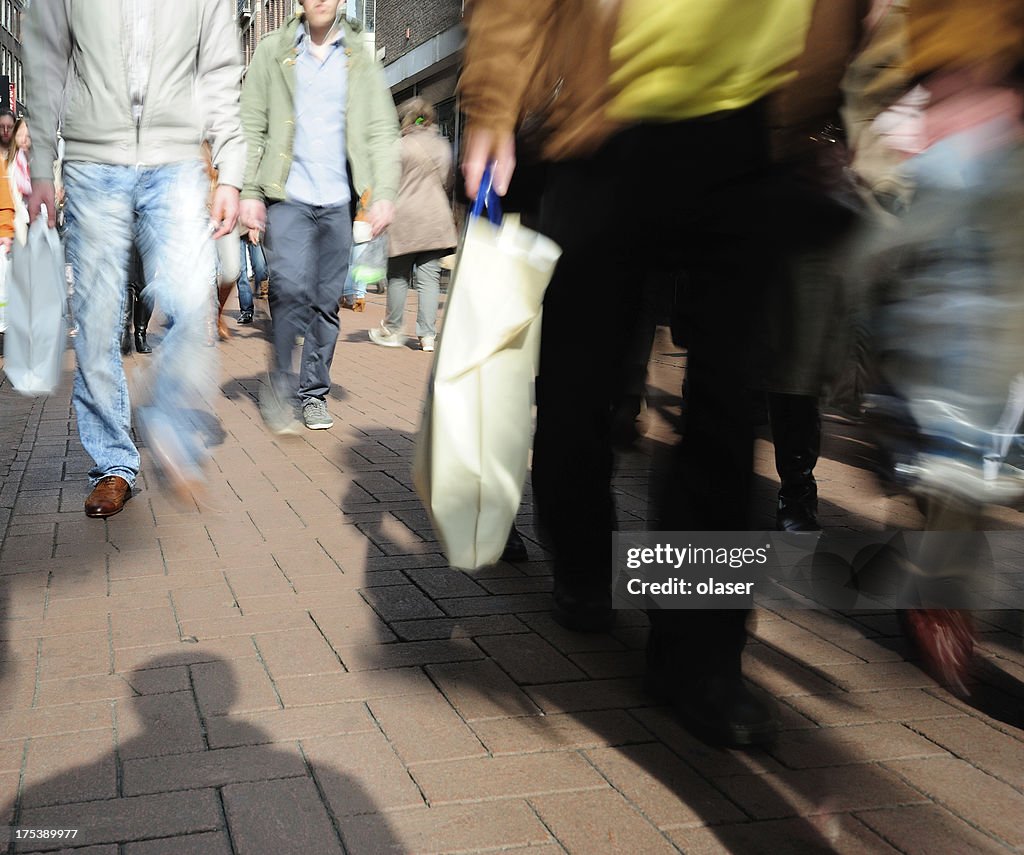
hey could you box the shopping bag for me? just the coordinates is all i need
[413,165,562,569]
[3,217,67,395]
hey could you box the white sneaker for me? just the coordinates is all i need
[420,335,435,353]
[369,323,404,348]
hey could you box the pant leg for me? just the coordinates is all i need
[533,157,636,596]
[264,201,318,407]
[133,160,219,472]
[298,205,351,402]
[384,253,413,333]
[237,240,255,313]
[413,251,444,339]
[250,240,269,285]
[62,162,139,486]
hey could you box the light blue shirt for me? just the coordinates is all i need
[285,25,350,208]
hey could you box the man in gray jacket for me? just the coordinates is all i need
[24,1,245,517]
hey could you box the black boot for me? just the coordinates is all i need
[767,392,821,531]
[133,284,153,353]
[120,286,134,356]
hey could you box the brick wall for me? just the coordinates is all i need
[374,0,461,64]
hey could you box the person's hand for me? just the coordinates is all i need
[240,199,268,243]
[0,236,12,254]
[367,200,395,237]
[462,127,516,199]
[28,179,57,228]
[210,185,240,239]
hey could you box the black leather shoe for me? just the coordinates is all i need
[134,331,152,354]
[501,525,528,563]
[552,582,613,633]
[776,499,819,532]
[237,311,254,325]
[646,671,778,748]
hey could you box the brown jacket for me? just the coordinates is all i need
[459,0,623,162]
[388,125,459,258]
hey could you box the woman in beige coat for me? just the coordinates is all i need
[369,98,457,352]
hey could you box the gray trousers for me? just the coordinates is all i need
[264,201,352,403]
[384,250,445,339]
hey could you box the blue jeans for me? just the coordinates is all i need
[63,161,218,487]
[237,239,268,313]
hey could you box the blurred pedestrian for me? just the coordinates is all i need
[369,98,457,353]
[236,227,269,325]
[120,246,154,355]
[461,0,815,747]
[0,110,14,150]
[24,0,245,516]
[6,117,30,245]
[240,0,399,433]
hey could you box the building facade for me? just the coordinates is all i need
[0,0,25,115]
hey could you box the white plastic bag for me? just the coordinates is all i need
[0,249,8,334]
[413,171,561,569]
[3,217,67,395]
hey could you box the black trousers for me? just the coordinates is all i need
[533,103,777,678]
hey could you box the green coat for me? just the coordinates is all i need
[240,15,400,204]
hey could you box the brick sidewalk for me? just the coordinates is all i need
[1,294,1022,854]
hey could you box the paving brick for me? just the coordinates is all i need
[909,716,1024,788]
[1,702,114,741]
[308,604,398,645]
[519,612,627,654]
[437,593,552,617]
[112,637,257,672]
[205,703,377,748]
[410,753,607,805]
[110,607,180,650]
[335,638,483,672]
[37,634,110,682]
[402,566,487,599]
[885,757,1024,845]
[20,730,117,808]
[116,692,205,760]
[769,722,950,769]
[121,665,191,696]
[16,790,222,851]
[668,815,899,855]
[390,615,528,642]
[304,731,424,814]
[745,645,846,697]
[568,649,647,680]
[529,789,676,854]
[223,776,341,855]
[122,744,306,796]
[426,660,541,721]
[824,661,944,692]
[177,611,311,641]
[0,739,26,774]
[254,628,343,679]
[470,710,651,756]
[360,584,444,621]
[856,804,1012,854]
[780,687,962,727]
[715,765,928,820]
[122,831,234,855]
[35,675,139,708]
[368,693,485,766]
[276,667,435,707]
[191,658,280,717]
[524,678,651,714]
[339,801,551,854]
[475,634,587,684]
[752,618,866,666]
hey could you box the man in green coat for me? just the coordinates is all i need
[240,0,399,433]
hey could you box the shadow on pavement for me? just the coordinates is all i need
[1,655,401,855]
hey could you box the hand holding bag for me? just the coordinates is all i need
[3,215,67,395]
[413,166,562,569]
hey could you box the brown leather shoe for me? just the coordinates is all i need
[84,476,132,518]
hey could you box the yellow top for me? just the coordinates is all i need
[609,0,816,121]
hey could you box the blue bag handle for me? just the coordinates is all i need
[470,162,503,226]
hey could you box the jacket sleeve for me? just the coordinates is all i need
[24,0,72,183]
[458,0,557,138]
[362,56,401,204]
[240,40,272,202]
[198,0,246,190]
[0,161,14,240]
